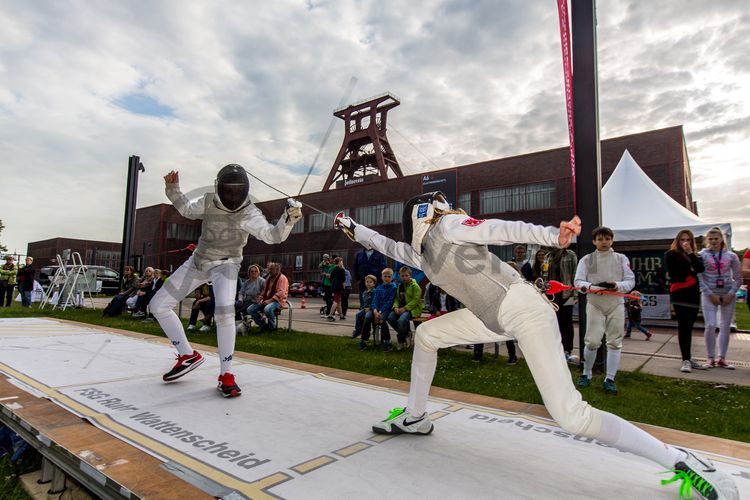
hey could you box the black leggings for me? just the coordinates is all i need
[0,283,13,307]
[673,303,699,361]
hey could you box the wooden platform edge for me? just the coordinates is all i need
[0,376,212,500]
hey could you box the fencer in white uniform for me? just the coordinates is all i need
[150,164,302,397]
[574,229,635,394]
[335,192,737,500]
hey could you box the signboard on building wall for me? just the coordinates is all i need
[421,170,457,207]
[295,255,303,271]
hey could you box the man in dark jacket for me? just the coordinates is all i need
[353,248,387,302]
[16,257,36,307]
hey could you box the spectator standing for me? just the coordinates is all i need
[387,266,423,350]
[513,245,533,281]
[698,227,740,369]
[664,229,707,373]
[0,256,17,307]
[327,257,346,321]
[624,291,652,340]
[543,247,578,363]
[353,248,387,300]
[319,254,334,317]
[353,274,377,347]
[342,266,353,319]
[531,249,547,281]
[235,265,265,320]
[16,257,35,307]
[364,268,397,352]
[742,247,750,312]
[247,262,288,331]
[574,226,635,395]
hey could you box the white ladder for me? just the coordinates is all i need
[39,255,68,309]
[56,252,96,310]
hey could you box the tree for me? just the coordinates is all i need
[0,219,8,253]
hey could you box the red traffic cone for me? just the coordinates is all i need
[300,296,306,309]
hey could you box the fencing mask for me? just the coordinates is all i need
[215,164,250,213]
[402,191,451,254]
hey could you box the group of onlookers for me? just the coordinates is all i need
[665,227,741,373]
[103,266,169,318]
[0,255,36,307]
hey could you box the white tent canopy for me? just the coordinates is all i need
[601,150,731,242]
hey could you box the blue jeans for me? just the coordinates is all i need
[627,320,649,335]
[362,310,390,342]
[387,310,413,343]
[17,283,32,307]
[247,302,282,330]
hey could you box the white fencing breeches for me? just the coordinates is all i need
[409,282,680,468]
[583,301,624,351]
[413,282,602,438]
[150,256,239,375]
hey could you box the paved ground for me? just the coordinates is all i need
[91,295,750,387]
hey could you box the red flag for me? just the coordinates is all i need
[557,0,576,212]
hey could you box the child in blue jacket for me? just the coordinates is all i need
[363,268,397,352]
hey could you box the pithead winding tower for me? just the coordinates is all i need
[322,92,404,191]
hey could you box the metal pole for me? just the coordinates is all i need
[572,0,603,367]
[119,156,145,290]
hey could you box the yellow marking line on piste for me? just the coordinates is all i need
[0,360,296,498]
[291,455,337,474]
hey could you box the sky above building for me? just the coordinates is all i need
[1,0,748,254]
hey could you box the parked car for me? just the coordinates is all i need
[38,265,121,295]
[289,281,321,297]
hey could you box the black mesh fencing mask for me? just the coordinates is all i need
[216,164,250,212]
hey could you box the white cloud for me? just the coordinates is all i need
[1,0,749,254]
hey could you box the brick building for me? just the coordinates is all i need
[26,237,121,268]
[130,125,693,290]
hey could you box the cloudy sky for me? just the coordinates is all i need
[1,0,749,255]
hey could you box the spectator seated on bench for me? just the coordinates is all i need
[386,266,423,350]
[246,262,288,332]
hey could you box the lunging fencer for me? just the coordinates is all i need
[149,164,302,397]
[334,191,738,500]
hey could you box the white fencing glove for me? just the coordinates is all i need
[334,211,358,241]
[285,198,303,223]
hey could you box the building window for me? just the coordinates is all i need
[357,202,403,227]
[488,245,514,262]
[166,223,201,241]
[458,192,471,213]
[290,217,304,234]
[310,210,347,232]
[480,181,555,214]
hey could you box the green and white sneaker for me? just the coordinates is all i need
[372,407,434,435]
[661,449,739,500]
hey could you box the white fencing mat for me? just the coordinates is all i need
[0,318,748,499]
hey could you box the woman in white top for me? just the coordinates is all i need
[698,227,741,369]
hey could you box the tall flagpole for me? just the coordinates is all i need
[571,0,602,364]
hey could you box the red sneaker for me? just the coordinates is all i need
[217,373,242,398]
[645,331,653,341]
[163,351,204,381]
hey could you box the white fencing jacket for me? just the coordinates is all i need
[166,184,295,271]
[354,214,561,332]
